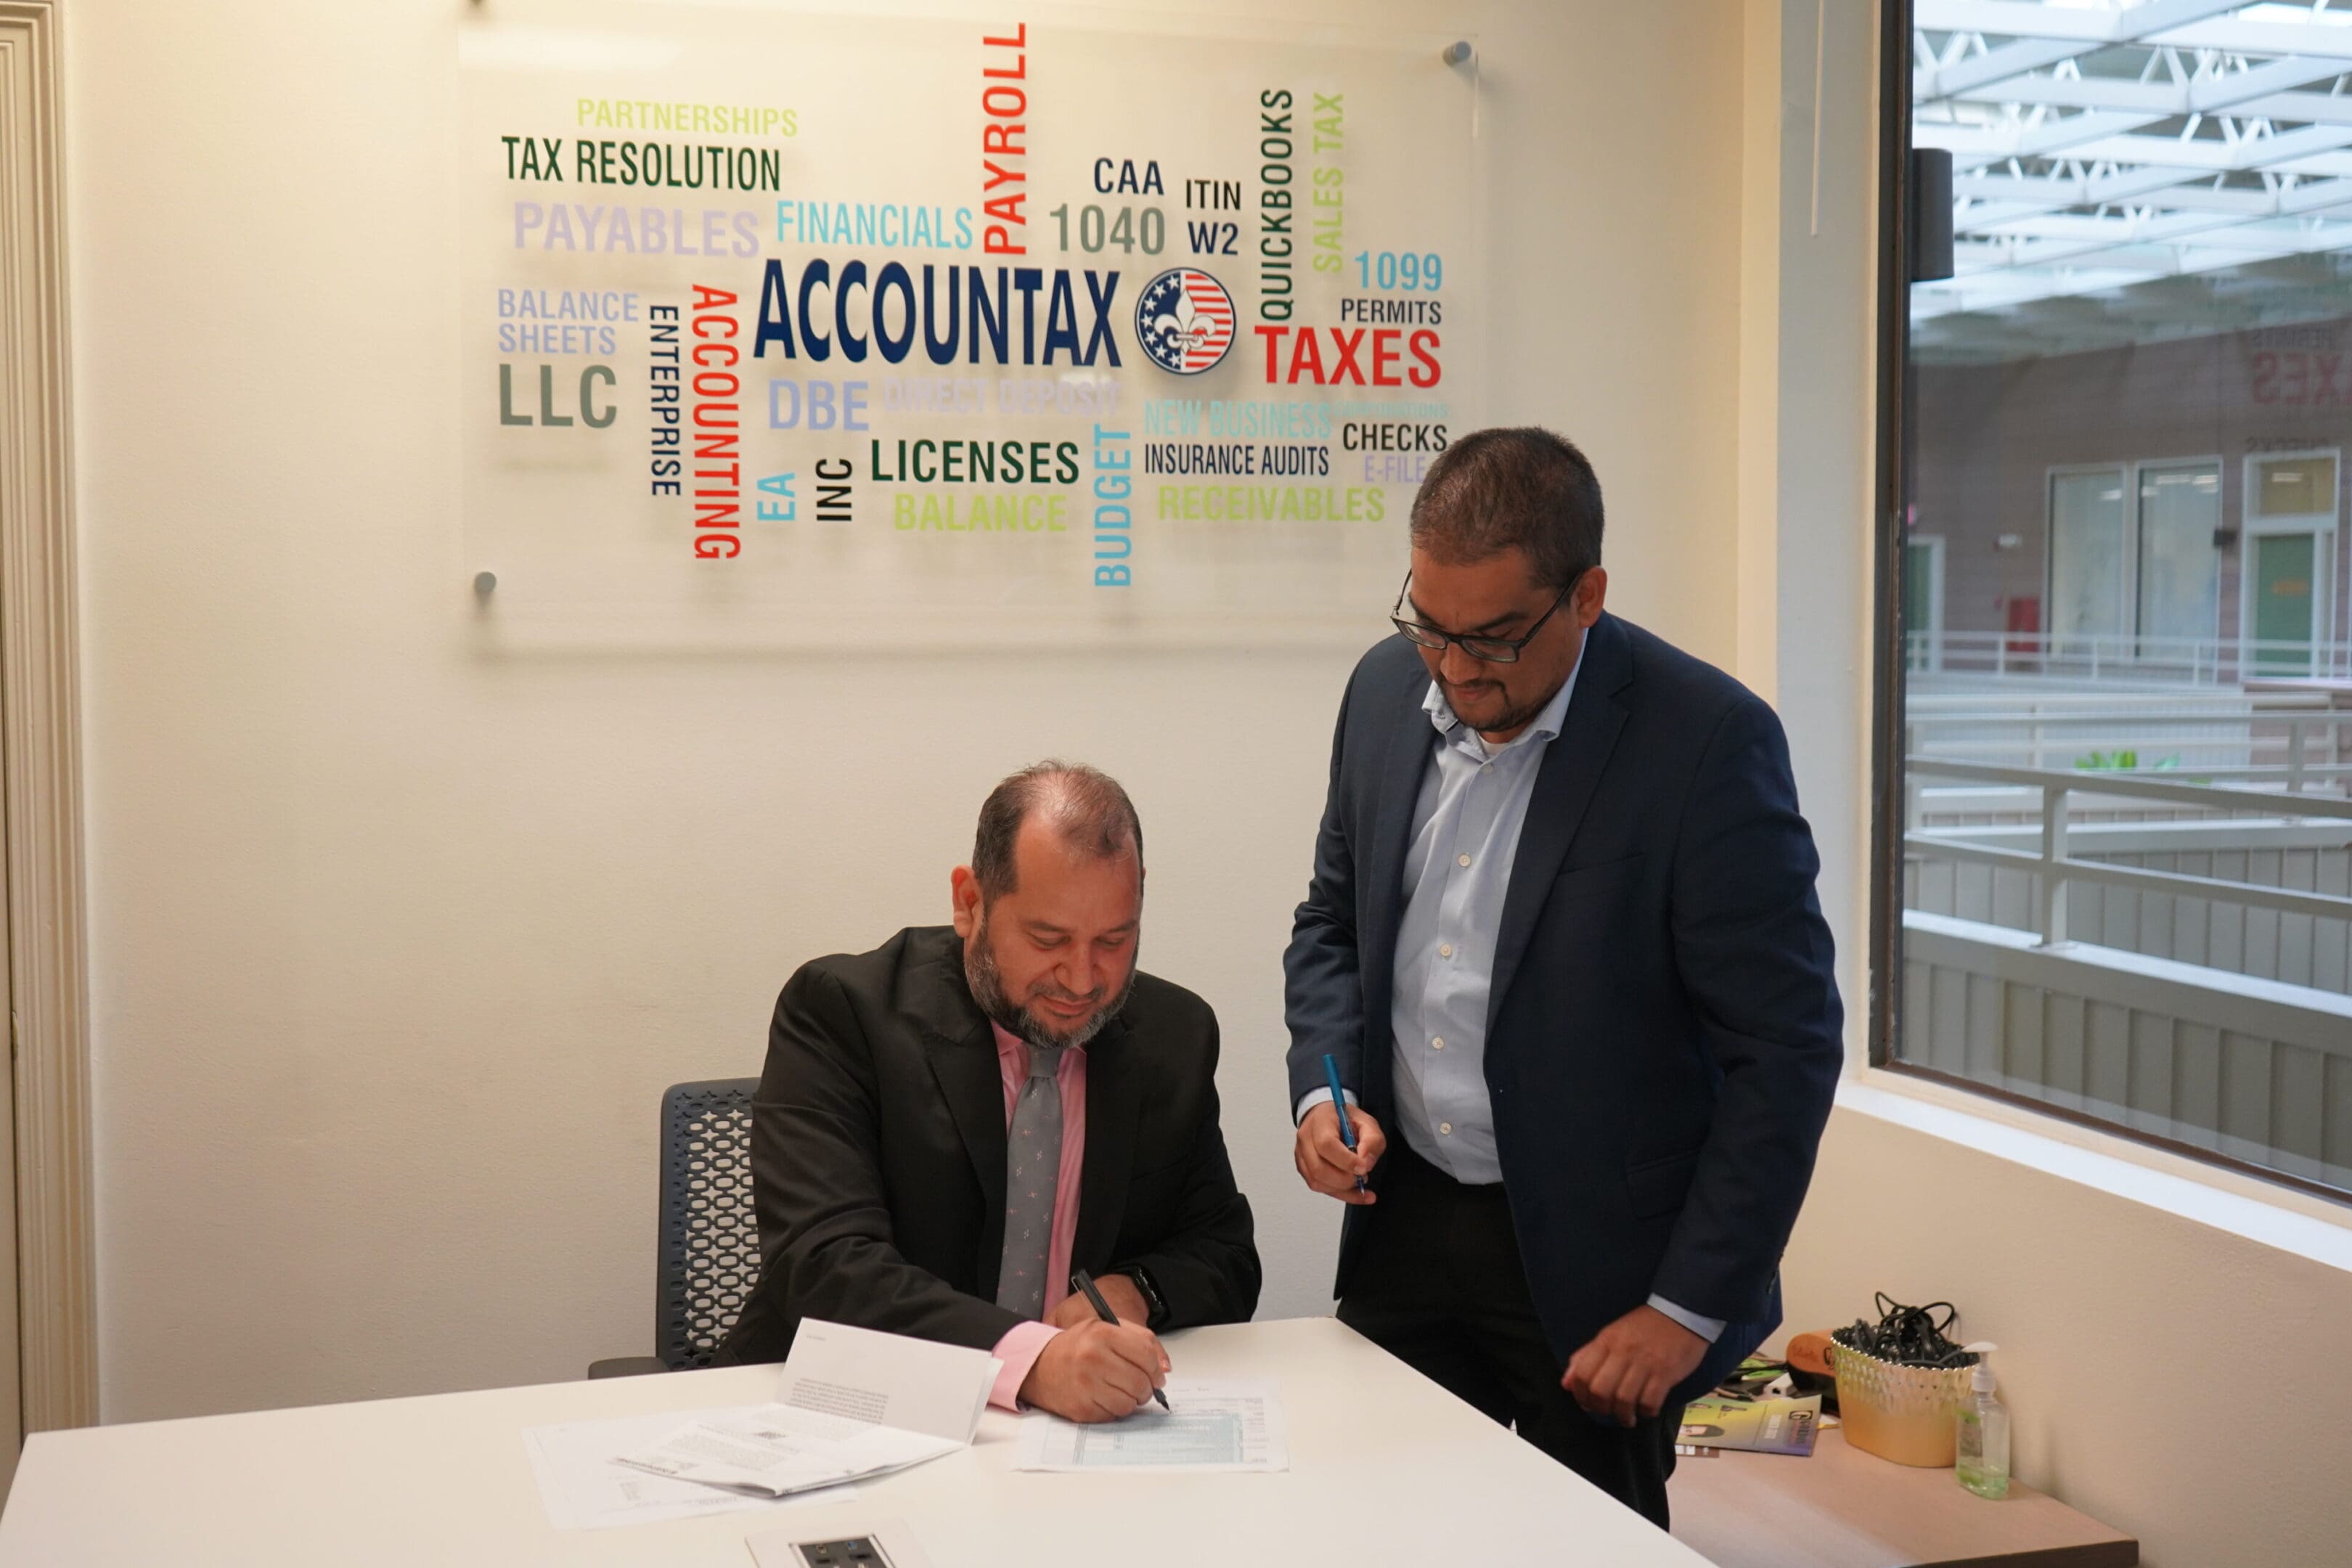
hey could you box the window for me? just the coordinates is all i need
[2046,467,2128,645]
[2038,458,2225,665]
[2136,462,2222,655]
[1879,1,2352,1201]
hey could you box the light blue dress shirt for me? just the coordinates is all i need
[1299,658,1724,1345]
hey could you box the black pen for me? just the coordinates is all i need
[1069,1269,1171,1411]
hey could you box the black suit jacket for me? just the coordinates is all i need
[1283,614,1842,1404]
[720,925,1261,1365]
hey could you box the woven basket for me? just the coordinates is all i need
[1830,1341,1974,1467]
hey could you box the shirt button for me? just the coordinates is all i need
[1439,943,1454,958]
[1432,1036,1445,1050]
[1482,763,1493,773]
[1440,1122,1453,1135]
[1457,853,1472,868]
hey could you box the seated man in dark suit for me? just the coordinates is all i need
[719,762,1261,1423]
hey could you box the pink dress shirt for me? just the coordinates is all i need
[985,1021,1087,1410]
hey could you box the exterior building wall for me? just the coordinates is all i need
[1913,320,2352,648]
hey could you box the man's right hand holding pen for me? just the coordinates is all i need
[1294,1099,1386,1205]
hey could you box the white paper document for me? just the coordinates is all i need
[612,1319,1001,1498]
[523,1405,859,1531]
[776,1318,1001,1444]
[1013,1377,1289,1473]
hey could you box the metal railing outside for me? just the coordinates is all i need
[1906,628,2352,686]
[1903,706,2352,790]
[1903,758,2352,949]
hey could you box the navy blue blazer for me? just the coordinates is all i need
[1284,612,1842,1404]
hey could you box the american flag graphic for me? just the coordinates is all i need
[1136,267,1236,375]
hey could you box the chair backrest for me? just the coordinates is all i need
[655,1077,761,1370]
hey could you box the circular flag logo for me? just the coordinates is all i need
[1135,267,1236,375]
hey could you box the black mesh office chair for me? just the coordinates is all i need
[588,1077,762,1377]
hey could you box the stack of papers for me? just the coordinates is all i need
[616,1402,959,1498]
[617,1322,1000,1497]
[524,1320,1000,1529]
[524,1406,862,1531]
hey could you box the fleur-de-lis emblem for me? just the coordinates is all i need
[1155,287,1210,355]
[1134,267,1234,375]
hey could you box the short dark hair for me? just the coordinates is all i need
[971,761,1144,902]
[1409,426,1604,592]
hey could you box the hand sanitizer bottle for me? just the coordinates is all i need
[1955,1342,2009,1499]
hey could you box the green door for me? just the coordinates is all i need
[1903,540,1940,668]
[2251,532,2317,674]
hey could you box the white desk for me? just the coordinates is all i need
[0,1317,1714,1567]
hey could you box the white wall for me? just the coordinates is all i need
[1757,5,2352,1567]
[66,0,1746,1422]
[77,3,2352,1562]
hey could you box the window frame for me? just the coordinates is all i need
[1866,0,2351,1209]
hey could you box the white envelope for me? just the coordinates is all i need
[777,1318,1001,1445]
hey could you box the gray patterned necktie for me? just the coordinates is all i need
[994,1042,1066,1319]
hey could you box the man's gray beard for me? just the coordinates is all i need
[963,912,1137,1050]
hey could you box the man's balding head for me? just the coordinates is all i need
[970,761,1144,904]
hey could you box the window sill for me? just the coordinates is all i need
[1839,1068,2352,1275]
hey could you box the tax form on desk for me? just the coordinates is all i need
[1013,1378,1288,1474]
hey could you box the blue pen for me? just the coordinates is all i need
[1321,1053,1368,1193]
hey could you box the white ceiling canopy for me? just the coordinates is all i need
[1914,1,2352,356]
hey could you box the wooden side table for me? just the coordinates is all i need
[1670,1428,2138,1568]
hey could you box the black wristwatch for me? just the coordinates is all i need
[1105,1265,1171,1330]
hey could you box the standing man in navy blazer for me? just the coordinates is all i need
[1284,427,1842,1527]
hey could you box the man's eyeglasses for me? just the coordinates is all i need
[1390,568,1581,664]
